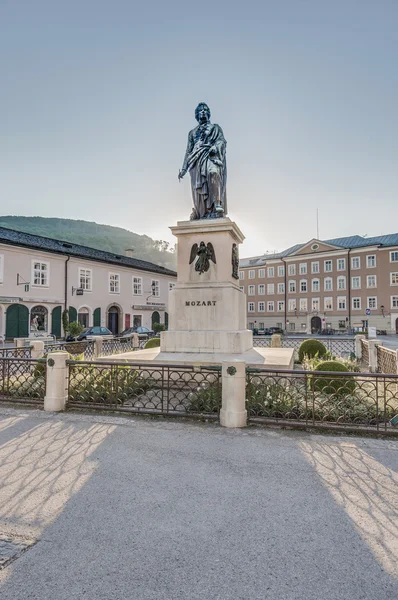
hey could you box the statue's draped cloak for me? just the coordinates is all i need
[183,123,227,219]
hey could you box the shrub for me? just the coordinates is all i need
[188,384,220,414]
[68,321,84,339]
[62,309,69,333]
[298,339,327,363]
[153,322,165,334]
[313,360,356,396]
[144,337,160,349]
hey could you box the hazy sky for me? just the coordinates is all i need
[1,1,397,258]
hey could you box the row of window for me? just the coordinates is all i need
[241,252,398,280]
[243,273,398,296]
[247,295,384,313]
[27,261,175,297]
[78,267,165,296]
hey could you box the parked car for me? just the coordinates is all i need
[118,326,155,340]
[66,326,113,342]
[268,327,283,335]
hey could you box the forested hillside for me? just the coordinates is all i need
[0,216,176,269]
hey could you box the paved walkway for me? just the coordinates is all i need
[0,407,397,599]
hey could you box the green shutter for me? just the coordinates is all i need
[69,306,77,323]
[93,307,101,327]
[51,306,62,338]
[6,304,29,339]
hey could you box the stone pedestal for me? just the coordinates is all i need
[161,218,251,354]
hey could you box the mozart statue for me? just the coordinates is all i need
[179,103,227,220]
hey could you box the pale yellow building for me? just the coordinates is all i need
[239,234,398,334]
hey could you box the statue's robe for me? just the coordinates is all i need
[182,122,227,219]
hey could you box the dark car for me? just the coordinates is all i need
[119,326,154,340]
[66,326,113,341]
[268,327,283,335]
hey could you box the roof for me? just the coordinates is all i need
[240,232,398,267]
[0,226,177,278]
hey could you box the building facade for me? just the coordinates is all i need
[0,227,176,339]
[239,234,398,334]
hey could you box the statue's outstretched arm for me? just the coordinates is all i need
[179,131,194,180]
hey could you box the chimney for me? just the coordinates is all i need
[125,248,134,258]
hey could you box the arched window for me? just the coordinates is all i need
[31,305,48,332]
[78,307,90,328]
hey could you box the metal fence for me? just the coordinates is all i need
[67,360,221,418]
[0,358,46,405]
[246,367,398,434]
[0,347,31,359]
[253,336,355,357]
[45,341,95,360]
[377,345,397,374]
[101,338,136,356]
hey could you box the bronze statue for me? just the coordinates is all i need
[179,103,227,220]
[189,241,216,274]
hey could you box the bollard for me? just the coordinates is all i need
[30,340,45,360]
[220,361,247,428]
[44,351,69,411]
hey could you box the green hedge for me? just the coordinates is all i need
[313,360,356,396]
[298,339,327,363]
[144,337,160,349]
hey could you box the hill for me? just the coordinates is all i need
[0,216,176,270]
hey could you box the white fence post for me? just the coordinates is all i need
[220,361,247,428]
[93,337,103,358]
[44,351,69,411]
[132,333,139,349]
[30,340,45,359]
[15,338,25,349]
[271,334,281,348]
[355,335,365,359]
[368,340,379,373]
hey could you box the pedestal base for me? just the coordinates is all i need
[98,347,295,369]
[160,329,252,354]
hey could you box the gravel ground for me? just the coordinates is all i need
[0,407,397,600]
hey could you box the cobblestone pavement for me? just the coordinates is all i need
[0,407,397,599]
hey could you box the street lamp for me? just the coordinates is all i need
[146,281,157,301]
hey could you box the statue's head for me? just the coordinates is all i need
[195,103,211,123]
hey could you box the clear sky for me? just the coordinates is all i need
[1,1,397,258]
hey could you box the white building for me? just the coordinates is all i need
[0,227,177,339]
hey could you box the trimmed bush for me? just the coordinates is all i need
[144,337,160,349]
[298,339,327,363]
[313,360,356,396]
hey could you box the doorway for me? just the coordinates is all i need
[311,316,322,334]
[133,315,142,328]
[6,304,29,339]
[107,306,120,335]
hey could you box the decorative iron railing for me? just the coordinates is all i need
[0,347,31,359]
[377,346,397,374]
[45,341,95,360]
[246,367,398,434]
[0,358,46,404]
[67,360,221,418]
[101,338,136,356]
[253,336,355,358]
